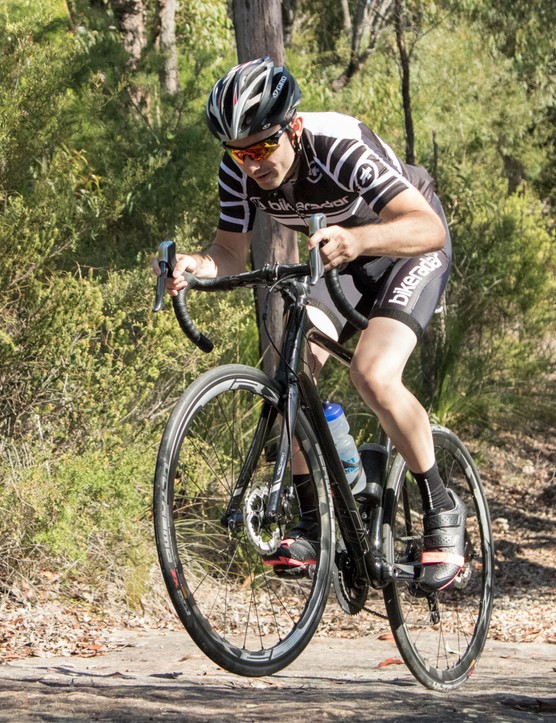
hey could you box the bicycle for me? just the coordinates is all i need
[152,213,494,690]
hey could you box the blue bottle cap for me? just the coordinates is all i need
[323,402,343,422]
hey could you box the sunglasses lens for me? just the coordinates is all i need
[225,128,286,164]
[228,143,274,164]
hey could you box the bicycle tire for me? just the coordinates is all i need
[153,364,334,677]
[382,425,494,690]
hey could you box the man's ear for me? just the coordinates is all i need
[291,114,303,135]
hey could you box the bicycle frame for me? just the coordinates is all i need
[258,274,390,589]
[154,226,392,589]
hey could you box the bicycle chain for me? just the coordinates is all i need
[361,605,389,620]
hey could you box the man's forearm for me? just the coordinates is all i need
[353,210,446,257]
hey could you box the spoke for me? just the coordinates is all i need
[155,370,332,675]
[385,430,493,686]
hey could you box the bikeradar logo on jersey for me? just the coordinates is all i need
[250,195,350,213]
[388,253,442,308]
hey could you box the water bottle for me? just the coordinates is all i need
[323,402,366,496]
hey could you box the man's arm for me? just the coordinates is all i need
[308,187,446,269]
[153,229,253,296]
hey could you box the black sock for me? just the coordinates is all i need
[411,464,451,512]
[293,473,318,521]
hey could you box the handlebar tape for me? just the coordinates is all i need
[172,273,214,353]
[307,213,367,330]
[169,266,367,352]
[325,269,369,330]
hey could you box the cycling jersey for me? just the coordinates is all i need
[217,112,435,234]
[216,111,451,337]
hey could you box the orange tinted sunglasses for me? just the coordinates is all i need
[224,126,289,164]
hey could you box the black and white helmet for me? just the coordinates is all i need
[206,56,301,142]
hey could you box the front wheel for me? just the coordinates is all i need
[382,426,494,690]
[153,364,334,677]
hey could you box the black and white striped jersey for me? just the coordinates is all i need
[216,112,436,236]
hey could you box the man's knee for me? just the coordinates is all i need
[350,357,396,409]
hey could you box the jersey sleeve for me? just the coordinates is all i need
[323,137,412,215]
[217,156,256,233]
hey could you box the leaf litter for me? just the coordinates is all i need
[0,429,554,663]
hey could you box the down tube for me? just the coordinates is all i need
[297,371,372,582]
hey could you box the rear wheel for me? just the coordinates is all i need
[153,364,334,676]
[382,426,494,689]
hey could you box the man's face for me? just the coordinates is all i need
[225,120,300,190]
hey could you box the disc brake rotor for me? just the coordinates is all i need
[243,486,282,555]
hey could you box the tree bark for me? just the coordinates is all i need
[156,0,180,95]
[109,0,147,70]
[108,0,150,115]
[394,0,415,165]
[281,0,298,47]
[231,0,298,375]
[332,0,394,92]
[340,0,352,34]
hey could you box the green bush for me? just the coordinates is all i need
[0,438,154,606]
[435,182,555,429]
[0,263,253,597]
[0,1,553,609]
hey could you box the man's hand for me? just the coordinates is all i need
[308,225,363,271]
[151,253,201,297]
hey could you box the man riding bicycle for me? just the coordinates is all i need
[155,56,466,593]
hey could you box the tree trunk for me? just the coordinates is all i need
[394,0,415,165]
[344,0,368,86]
[109,0,147,70]
[340,0,352,34]
[332,0,394,92]
[282,0,298,47]
[232,0,298,375]
[156,0,180,95]
[108,0,150,113]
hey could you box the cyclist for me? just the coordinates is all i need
[154,56,466,593]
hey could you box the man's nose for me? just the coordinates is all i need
[243,157,261,174]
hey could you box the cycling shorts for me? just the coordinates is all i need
[310,195,452,341]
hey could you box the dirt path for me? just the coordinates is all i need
[0,629,555,722]
[0,430,553,720]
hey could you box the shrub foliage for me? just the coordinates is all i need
[0,2,553,606]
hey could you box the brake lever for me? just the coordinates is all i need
[308,213,325,285]
[153,240,177,312]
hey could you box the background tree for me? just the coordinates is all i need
[108,0,146,69]
[282,0,298,47]
[332,0,394,91]
[393,0,415,164]
[232,0,299,374]
[155,0,180,95]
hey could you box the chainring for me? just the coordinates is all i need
[332,541,369,615]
